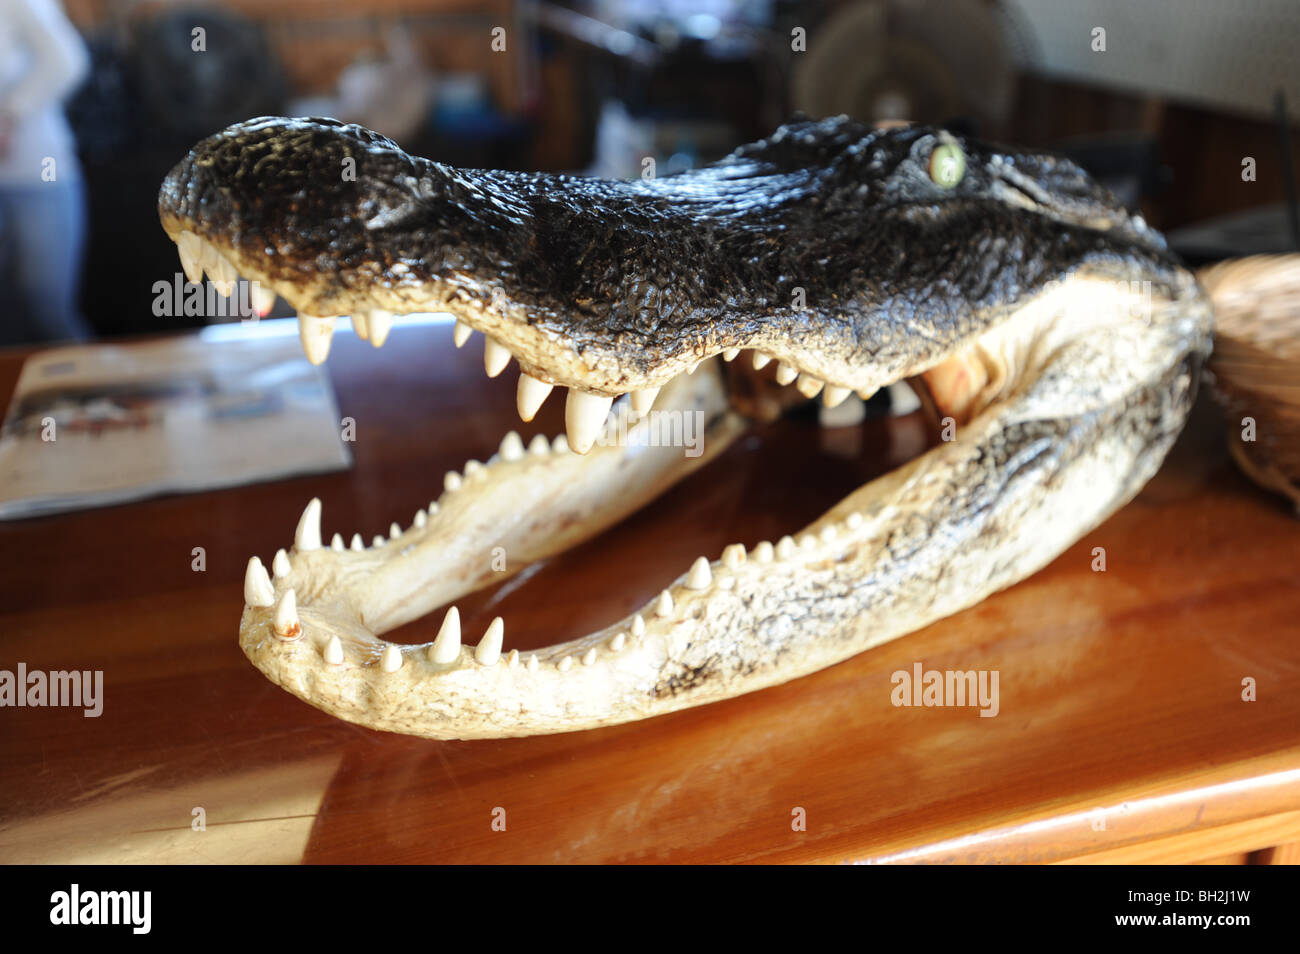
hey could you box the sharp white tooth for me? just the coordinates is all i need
[527,654,539,672]
[888,381,922,415]
[475,617,504,666]
[796,373,824,398]
[686,557,712,590]
[373,536,384,548]
[528,433,550,456]
[655,590,674,617]
[389,522,402,539]
[820,525,838,542]
[352,312,369,340]
[484,337,511,377]
[753,541,774,563]
[350,533,364,552]
[776,536,797,559]
[453,320,473,348]
[609,633,627,652]
[822,385,852,408]
[298,315,336,365]
[800,534,818,550]
[202,243,238,293]
[631,615,646,637]
[444,471,463,492]
[753,352,773,370]
[582,647,597,666]
[499,430,525,461]
[552,434,570,454]
[381,644,403,672]
[177,231,204,284]
[274,589,301,638]
[775,363,798,385]
[414,509,427,529]
[250,282,277,317]
[847,512,864,529]
[722,544,745,568]
[630,387,660,415]
[516,374,553,421]
[429,607,461,663]
[330,533,344,551]
[272,548,291,578]
[323,635,344,665]
[295,498,322,551]
[464,460,485,479]
[427,502,440,515]
[565,390,613,454]
[243,556,275,607]
[557,656,574,672]
[722,348,741,362]
[368,310,393,347]
[858,387,879,401]
[507,649,520,668]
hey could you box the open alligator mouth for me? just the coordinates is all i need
[158,116,1212,739]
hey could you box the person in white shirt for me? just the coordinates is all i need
[0,0,90,344]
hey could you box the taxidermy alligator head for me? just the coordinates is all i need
[158,116,1212,739]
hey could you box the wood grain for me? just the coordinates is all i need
[0,322,1297,864]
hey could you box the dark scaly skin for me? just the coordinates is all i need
[158,117,1214,739]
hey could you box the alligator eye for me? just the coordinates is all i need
[929,142,966,188]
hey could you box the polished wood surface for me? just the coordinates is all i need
[1,321,1297,864]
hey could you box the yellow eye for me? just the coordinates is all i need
[929,142,965,188]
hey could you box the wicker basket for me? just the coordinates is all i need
[1199,254,1300,514]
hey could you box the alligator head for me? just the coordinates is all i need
[158,116,1212,739]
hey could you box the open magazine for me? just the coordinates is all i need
[0,330,351,519]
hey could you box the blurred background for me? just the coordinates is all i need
[3,0,1300,342]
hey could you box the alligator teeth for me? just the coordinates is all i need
[631,614,646,637]
[775,535,797,559]
[177,231,204,284]
[414,509,427,529]
[389,522,402,539]
[475,617,504,666]
[203,244,238,294]
[373,535,385,548]
[444,471,463,492]
[629,387,660,415]
[752,540,774,563]
[272,548,291,578]
[552,434,570,454]
[352,312,369,340]
[274,588,301,639]
[822,385,852,407]
[330,533,344,551]
[656,590,674,617]
[244,556,274,607]
[323,635,344,666]
[350,533,364,552]
[381,644,403,672]
[368,310,393,347]
[453,320,473,348]
[298,315,336,365]
[565,390,613,454]
[499,430,525,461]
[722,348,741,362]
[250,282,276,317]
[484,337,511,377]
[294,498,323,551]
[582,647,598,666]
[516,374,553,421]
[753,352,773,370]
[528,433,550,456]
[795,373,825,398]
[887,381,922,415]
[775,362,798,385]
[609,633,626,652]
[722,544,746,568]
[685,556,712,589]
[429,607,461,663]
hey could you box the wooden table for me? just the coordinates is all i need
[1,321,1297,864]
